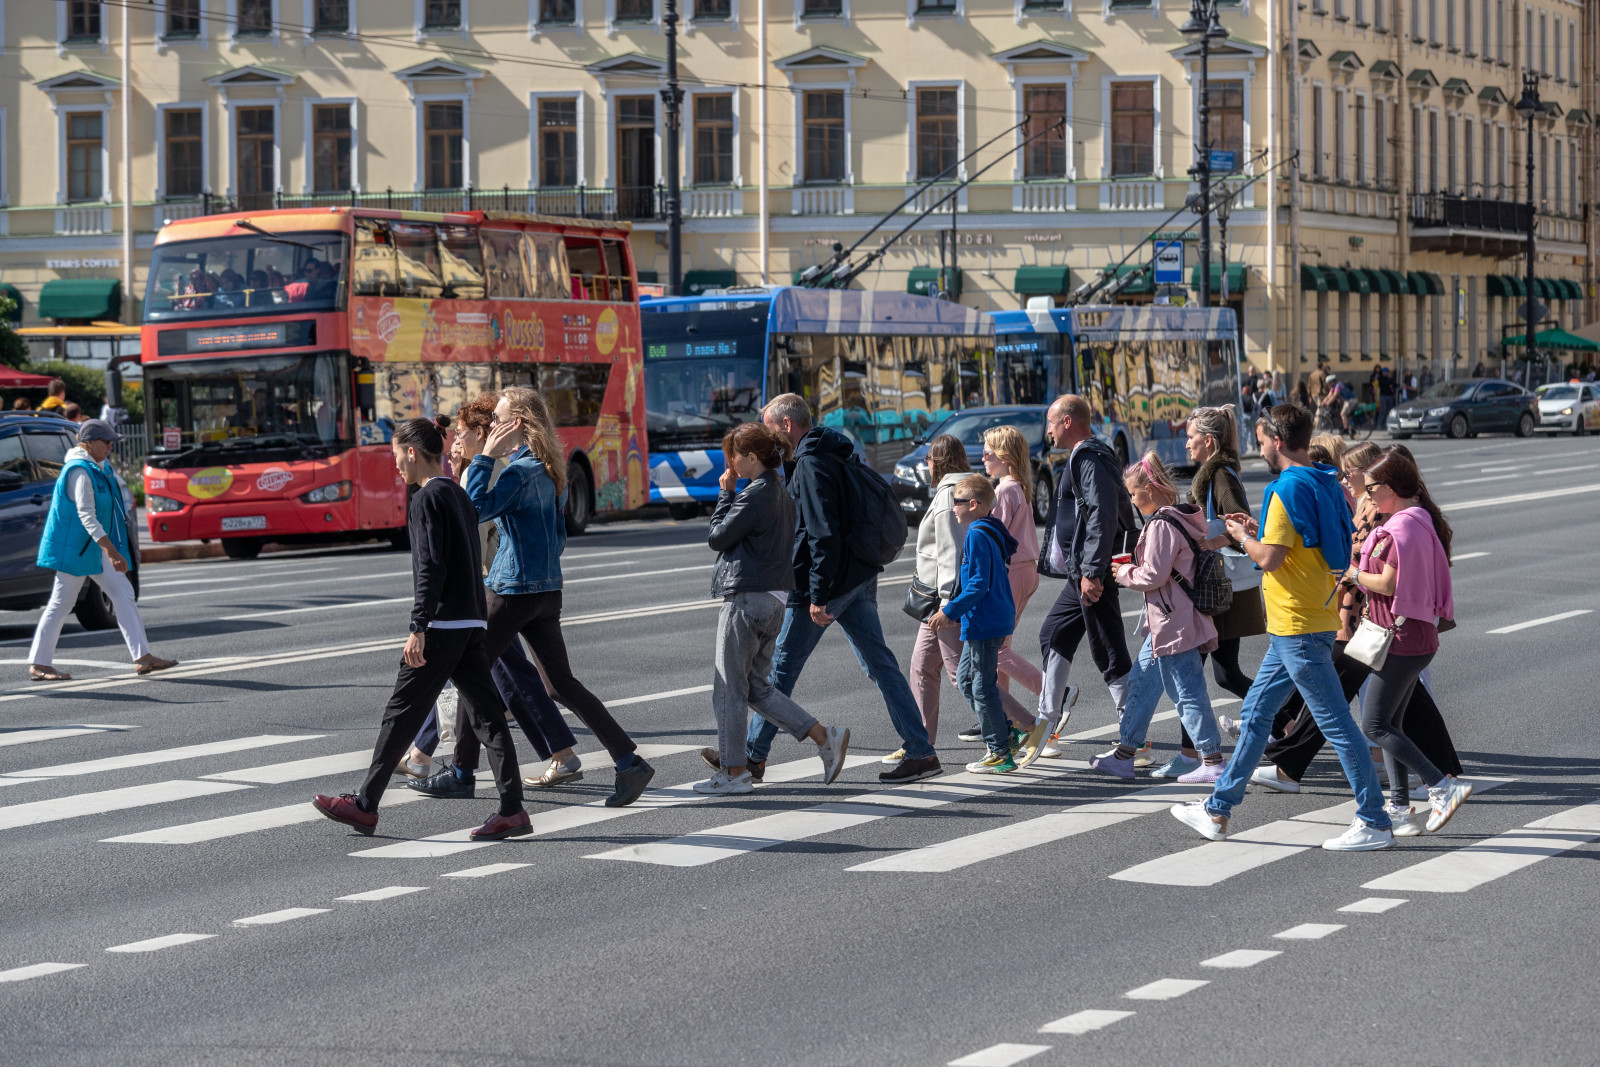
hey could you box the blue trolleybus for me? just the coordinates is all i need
[988,303,1242,469]
[640,286,995,512]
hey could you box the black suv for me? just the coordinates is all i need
[0,413,141,630]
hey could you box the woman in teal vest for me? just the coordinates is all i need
[27,420,177,681]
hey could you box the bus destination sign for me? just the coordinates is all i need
[159,320,315,357]
[646,339,743,359]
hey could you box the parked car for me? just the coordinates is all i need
[890,405,1060,522]
[0,413,140,630]
[1534,383,1600,436]
[1386,378,1540,439]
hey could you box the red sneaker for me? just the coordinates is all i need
[470,809,532,840]
[313,793,377,836]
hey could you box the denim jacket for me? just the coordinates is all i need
[464,447,566,594]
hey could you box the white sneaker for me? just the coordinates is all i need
[1218,715,1241,740]
[692,770,754,795]
[880,747,905,766]
[1386,803,1425,838]
[818,726,851,784]
[1322,817,1394,851]
[1409,783,1430,802]
[1250,764,1301,793]
[1171,801,1229,841]
[1425,776,1474,833]
[1038,742,1064,759]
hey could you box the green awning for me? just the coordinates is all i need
[1380,268,1410,295]
[1503,275,1527,298]
[1562,279,1584,300]
[0,283,21,323]
[1485,274,1512,297]
[907,266,963,298]
[1189,262,1248,295]
[1532,277,1553,300]
[1406,271,1444,296]
[1501,327,1600,350]
[1345,268,1372,295]
[1322,266,1351,293]
[1360,268,1391,294]
[1107,264,1153,295]
[37,278,121,321]
[1423,271,1446,295]
[1013,265,1073,296]
[682,269,737,296]
[1300,263,1327,292]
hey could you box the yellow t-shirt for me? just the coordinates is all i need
[1259,495,1342,636]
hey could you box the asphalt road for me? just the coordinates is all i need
[2,432,1598,1067]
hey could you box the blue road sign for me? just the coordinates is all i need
[1208,149,1239,174]
[1153,241,1184,285]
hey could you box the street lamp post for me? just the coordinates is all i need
[1182,0,1228,309]
[1515,72,1542,378]
[662,0,685,296]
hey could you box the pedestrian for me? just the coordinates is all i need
[1345,450,1472,834]
[1170,402,1394,851]
[62,402,83,423]
[907,434,974,751]
[26,419,177,682]
[313,418,529,840]
[1034,394,1135,759]
[12,397,31,411]
[927,474,1019,774]
[746,393,943,784]
[694,421,851,795]
[417,387,656,807]
[981,424,1049,763]
[1307,364,1327,411]
[38,379,67,414]
[1309,432,1347,469]
[1090,452,1226,783]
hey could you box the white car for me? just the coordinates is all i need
[1535,383,1600,435]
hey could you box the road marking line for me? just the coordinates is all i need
[350,754,881,859]
[1477,464,1530,472]
[336,886,427,902]
[105,933,216,953]
[1037,1009,1135,1035]
[103,790,427,844]
[1443,482,1600,511]
[564,599,725,627]
[948,1042,1054,1066]
[561,542,709,562]
[0,725,135,749]
[139,565,341,589]
[568,564,711,584]
[1274,923,1345,940]
[1363,800,1600,893]
[441,862,530,878]
[1486,609,1593,634]
[222,597,413,620]
[590,763,1078,868]
[0,962,85,983]
[140,569,394,600]
[1057,698,1241,743]
[1451,552,1490,561]
[606,686,712,708]
[0,779,251,832]
[1434,473,1522,488]
[0,658,135,670]
[1200,949,1280,969]
[3,734,323,782]
[233,907,328,926]
[1124,978,1209,1000]
[1339,897,1407,914]
[848,771,1201,872]
[203,750,371,785]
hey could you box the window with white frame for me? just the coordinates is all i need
[1525,9,1533,69]
[1334,0,1345,20]
[313,104,353,191]
[1410,106,1422,190]
[1481,119,1492,194]
[235,105,276,207]
[1553,12,1561,77]
[915,0,957,15]
[1410,0,1420,40]
[1496,123,1506,191]
[424,100,464,189]
[1539,12,1548,75]
[425,0,462,28]
[538,0,577,21]
[1495,0,1504,60]
[1461,0,1470,51]
[695,0,731,16]
[802,90,846,182]
[66,0,101,42]
[1446,114,1457,190]
[1355,0,1365,24]
[692,94,734,183]
[538,98,580,186]
[1354,94,1367,183]
[915,87,959,179]
[164,108,205,197]
[1311,85,1325,177]
[1427,109,1439,191]
[1110,81,1155,177]
[1553,138,1562,211]
[1207,80,1244,155]
[1022,85,1068,178]
[1538,133,1547,204]
[1374,98,1387,184]
[1427,0,1438,44]
[1446,0,1454,48]
[168,0,202,37]
[1332,89,1346,180]
[314,0,352,32]
[66,111,105,201]
[801,0,844,17]
[1569,138,1578,215]
[1568,19,1576,82]
[616,0,654,20]
[1463,116,1474,189]
[238,0,273,34]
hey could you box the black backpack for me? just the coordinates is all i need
[1149,509,1234,616]
[839,452,909,568]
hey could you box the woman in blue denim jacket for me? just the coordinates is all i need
[452,386,655,808]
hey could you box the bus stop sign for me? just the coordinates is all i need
[1153,241,1184,285]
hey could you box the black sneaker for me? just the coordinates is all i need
[606,757,656,807]
[956,724,985,742]
[748,759,766,783]
[878,755,942,784]
[407,766,475,799]
[700,749,765,783]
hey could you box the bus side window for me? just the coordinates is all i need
[437,224,485,300]
[392,223,443,299]
[523,232,571,300]
[602,238,633,302]
[353,219,397,296]
[563,237,605,301]
[481,228,530,299]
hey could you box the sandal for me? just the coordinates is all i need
[134,656,179,676]
[29,666,72,682]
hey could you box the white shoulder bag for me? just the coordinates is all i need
[1346,612,1404,671]
[1207,476,1262,591]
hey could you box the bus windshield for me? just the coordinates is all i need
[146,353,352,459]
[643,305,769,451]
[144,232,350,322]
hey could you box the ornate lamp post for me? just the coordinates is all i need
[1181,0,1229,308]
[1514,71,1542,376]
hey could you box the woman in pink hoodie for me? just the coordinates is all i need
[1089,452,1225,782]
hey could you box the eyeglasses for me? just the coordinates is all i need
[981,448,997,458]
[1363,482,1385,497]
[952,497,974,506]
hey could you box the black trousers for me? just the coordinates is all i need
[1038,576,1133,685]
[454,589,637,770]
[359,627,522,815]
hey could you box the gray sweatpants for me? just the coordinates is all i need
[714,592,818,768]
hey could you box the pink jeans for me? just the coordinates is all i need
[999,561,1043,700]
[910,615,1035,745]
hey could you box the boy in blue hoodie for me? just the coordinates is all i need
[930,474,1020,774]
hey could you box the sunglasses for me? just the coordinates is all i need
[952,497,974,506]
[1363,482,1386,497]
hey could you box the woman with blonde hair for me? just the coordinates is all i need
[981,424,1048,761]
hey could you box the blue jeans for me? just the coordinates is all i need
[747,577,936,763]
[1117,637,1222,756]
[1207,632,1390,831]
[956,637,1008,757]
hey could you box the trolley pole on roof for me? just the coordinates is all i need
[662,0,685,296]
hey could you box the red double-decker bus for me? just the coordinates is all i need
[140,208,647,558]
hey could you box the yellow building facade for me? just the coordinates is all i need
[0,0,1592,377]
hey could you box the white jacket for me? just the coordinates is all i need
[915,472,968,601]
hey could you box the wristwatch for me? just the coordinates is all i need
[408,621,426,634]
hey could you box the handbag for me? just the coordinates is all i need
[1207,476,1263,591]
[1346,612,1405,671]
[902,576,941,623]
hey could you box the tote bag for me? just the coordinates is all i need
[1206,473,1263,591]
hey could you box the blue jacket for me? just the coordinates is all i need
[942,516,1018,642]
[38,454,129,577]
[464,448,566,594]
[1262,463,1353,571]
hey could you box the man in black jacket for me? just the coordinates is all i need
[1036,394,1134,745]
[742,393,942,784]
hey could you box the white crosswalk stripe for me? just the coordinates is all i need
[0,779,252,832]
[2,735,324,782]
[0,724,135,750]
[1362,800,1600,893]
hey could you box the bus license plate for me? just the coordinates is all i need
[221,516,267,531]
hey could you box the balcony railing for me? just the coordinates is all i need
[1408,191,1533,233]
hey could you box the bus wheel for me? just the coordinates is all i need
[564,462,592,536]
[223,538,262,560]
[668,503,700,521]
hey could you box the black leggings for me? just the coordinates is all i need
[1178,638,1253,750]
[1362,651,1445,807]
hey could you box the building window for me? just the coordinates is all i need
[1207,80,1244,155]
[67,1,102,40]
[1525,10,1533,69]
[1023,86,1067,179]
[425,0,462,28]
[1496,124,1506,191]
[1445,0,1454,47]
[915,88,958,180]
[1409,0,1420,39]
[313,105,352,192]
[1481,121,1492,194]
[315,0,351,32]
[236,106,275,206]
[802,0,844,14]
[165,109,204,198]
[802,90,845,183]
[1463,117,1475,189]
[917,0,957,13]
[1539,13,1548,74]
[616,0,654,20]
[1495,0,1504,60]
[1427,0,1437,44]
[1427,110,1439,192]
[1552,13,1561,76]
[694,0,731,17]
[67,112,104,202]
[1353,96,1366,183]
[424,101,464,189]
[1110,81,1154,177]
[167,0,202,37]
[238,0,273,35]
[1332,91,1345,181]
[1446,116,1457,191]
[1410,106,1421,191]
[1461,0,1470,50]
[615,95,656,217]
[1553,138,1562,211]
[539,99,578,186]
[1311,86,1325,177]
[1569,20,1577,82]
[541,0,577,19]
[693,95,734,184]
[1374,101,1387,185]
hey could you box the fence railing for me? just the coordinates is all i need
[109,424,149,490]
[1408,191,1533,233]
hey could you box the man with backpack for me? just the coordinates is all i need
[743,393,943,784]
[1034,394,1135,754]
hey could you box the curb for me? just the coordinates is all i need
[140,542,294,565]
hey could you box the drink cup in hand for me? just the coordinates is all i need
[1112,553,1133,567]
